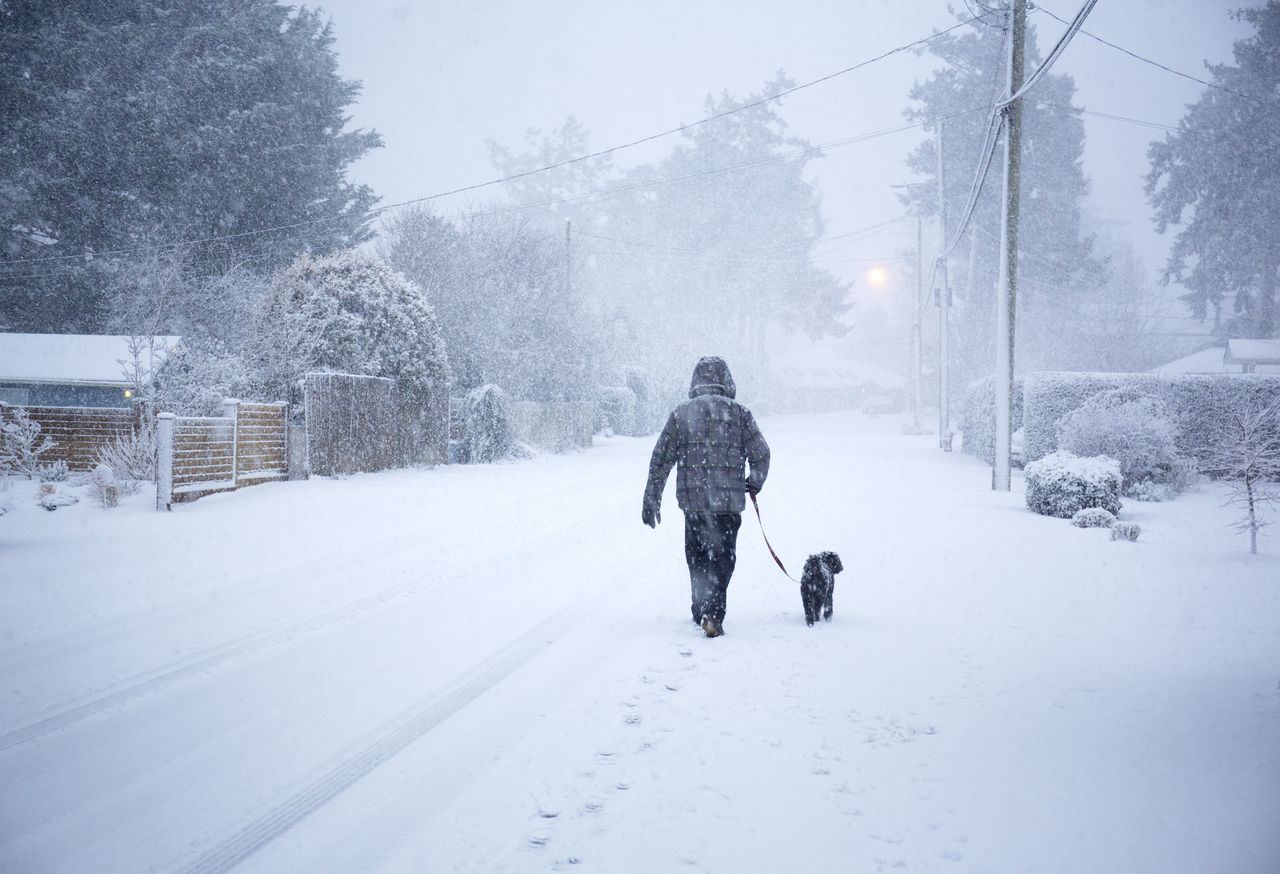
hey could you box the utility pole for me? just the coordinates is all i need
[935,118,951,449]
[913,209,923,430]
[993,0,1025,491]
[565,219,572,295]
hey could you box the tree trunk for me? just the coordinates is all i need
[1259,261,1277,339]
[1247,472,1258,554]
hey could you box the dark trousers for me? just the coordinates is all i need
[684,512,742,625]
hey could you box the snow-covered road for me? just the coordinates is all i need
[2,411,1278,873]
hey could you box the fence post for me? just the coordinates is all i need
[156,413,174,511]
[222,398,240,489]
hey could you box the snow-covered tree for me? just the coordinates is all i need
[0,0,381,332]
[0,408,56,480]
[1146,2,1280,338]
[902,13,1104,384]
[382,209,593,401]
[1200,393,1280,554]
[247,250,449,403]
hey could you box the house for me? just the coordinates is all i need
[1151,340,1280,376]
[0,333,179,408]
[1223,338,1280,373]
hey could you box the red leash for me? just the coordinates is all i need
[749,492,798,583]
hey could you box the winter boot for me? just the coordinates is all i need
[700,616,724,638]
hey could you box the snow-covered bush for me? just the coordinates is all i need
[1024,451,1122,518]
[0,407,56,479]
[1111,521,1141,542]
[1071,507,1116,529]
[596,386,637,436]
[1022,371,1280,467]
[37,483,78,512]
[1056,388,1192,498]
[464,384,518,464]
[624,367,658,436]
[958,375,1024,464]
[38,460,70,482]
[94,417,155,495]
[248,250,450,403]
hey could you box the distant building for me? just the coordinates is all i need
[0,333,179,408]
[1150,341,1280,376]
[768,333,906,413]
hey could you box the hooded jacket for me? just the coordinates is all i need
[643,357,770,514]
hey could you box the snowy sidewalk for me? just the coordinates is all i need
[1,411,1278,873]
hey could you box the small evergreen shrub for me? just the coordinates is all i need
[1024,450,1123,518]
[596,386,637,436]
[1,407,56,479]
[38,460,70,482]
[1071,507,1116,529]
[1111,521,1141,542]
[464,384,517,463]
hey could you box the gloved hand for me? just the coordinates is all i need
[745,478,760,497]
[642,496,661,528]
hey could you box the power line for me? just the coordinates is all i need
[571,214,911,256]
[1032,4,1276,107]
[1,14,986,270]
[2,109,991,285]
[998,0,1099,108]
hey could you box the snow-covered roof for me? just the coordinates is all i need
[1150,346,1227,374]
[1224,338,1280,366]
[771,333,905,390]
[0,333,180,386]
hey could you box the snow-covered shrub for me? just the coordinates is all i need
[1056,388,1192,498]
[1024,451,1122,518]
[596,386,637,436]
[1022,371,1280,467]
[624,367,658,436]
[958,375,1024,464]
[1111,521,1141,542]
[464,384,518,463]
[38,460,70,482]
[1071,507,1116,529]
[0,407,56,479]
[248,250,450,404]
[94,417,155,495]
[37,483,78,512]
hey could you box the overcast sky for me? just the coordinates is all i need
[317,0,1248,334]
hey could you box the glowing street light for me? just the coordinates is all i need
[866,266,888,287]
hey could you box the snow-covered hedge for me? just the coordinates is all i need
[958,375,1024,463]
[1024,450,1122,518]
[1023,372,1280,467]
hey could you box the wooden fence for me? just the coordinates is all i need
[156,399,288,509]
[0,403,140,470]
[301,372,447,476]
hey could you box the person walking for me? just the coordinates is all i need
[641,356,770,638]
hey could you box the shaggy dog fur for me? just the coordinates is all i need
[800,551,843,626]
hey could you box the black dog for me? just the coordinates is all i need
[800,551,843,626]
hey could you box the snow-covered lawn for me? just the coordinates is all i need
[1,410,1277,873]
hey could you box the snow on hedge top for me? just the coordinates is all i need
[0,334,180,386]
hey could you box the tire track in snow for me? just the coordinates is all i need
[172,590,624,874]
[0,476,625,751]
[0,573,442,753]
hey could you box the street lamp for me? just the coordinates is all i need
[890,183,930,431]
